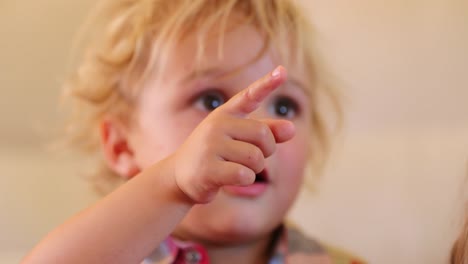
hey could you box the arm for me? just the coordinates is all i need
[22,157,191,264]
[22,66,293,264]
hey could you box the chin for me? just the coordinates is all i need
[177,210,279,245]
[217,220,266,241]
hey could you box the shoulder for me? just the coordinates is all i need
[285,226,367,264]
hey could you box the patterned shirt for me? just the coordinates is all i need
[141,226,365,264]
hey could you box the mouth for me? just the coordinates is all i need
[254,170,269,183]
[223,169,270,197]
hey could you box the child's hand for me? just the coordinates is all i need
[170,66,295,203]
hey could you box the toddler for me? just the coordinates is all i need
[24,1,363,263]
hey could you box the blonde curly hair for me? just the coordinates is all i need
[63,0,341,195]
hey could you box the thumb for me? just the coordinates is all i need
[262,119,295,143]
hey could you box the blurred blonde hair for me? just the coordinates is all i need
[63,0,342,195]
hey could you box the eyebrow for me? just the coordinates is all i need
[284,78,310,98]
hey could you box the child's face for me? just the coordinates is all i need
[125,23,311,244]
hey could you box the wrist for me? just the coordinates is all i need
[143,155,195,206]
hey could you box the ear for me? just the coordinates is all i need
[100,119,140,179]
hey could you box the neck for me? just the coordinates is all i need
[204,236,272,264]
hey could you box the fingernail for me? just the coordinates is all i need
[271,67,281,78]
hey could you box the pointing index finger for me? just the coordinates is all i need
[221,66,287,116]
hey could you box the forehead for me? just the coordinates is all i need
[156,20,307,86]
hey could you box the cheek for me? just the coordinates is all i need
[275,127,310,193]
[132,114,203,169]
[272,136,308,214]
[276,138,308,187]
[280,132,309,170]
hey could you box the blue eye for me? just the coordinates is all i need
[194,90,226,112]
[272,96,299,118]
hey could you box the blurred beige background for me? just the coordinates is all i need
[1,0,467,263]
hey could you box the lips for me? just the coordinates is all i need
[223,169,270,197]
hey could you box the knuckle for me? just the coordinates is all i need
[235,166,255,185]
[254,123,275,156]
[248,147,264,172]
[256,123,270,139]
[249,147,264,163]
[264,142,275,158]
